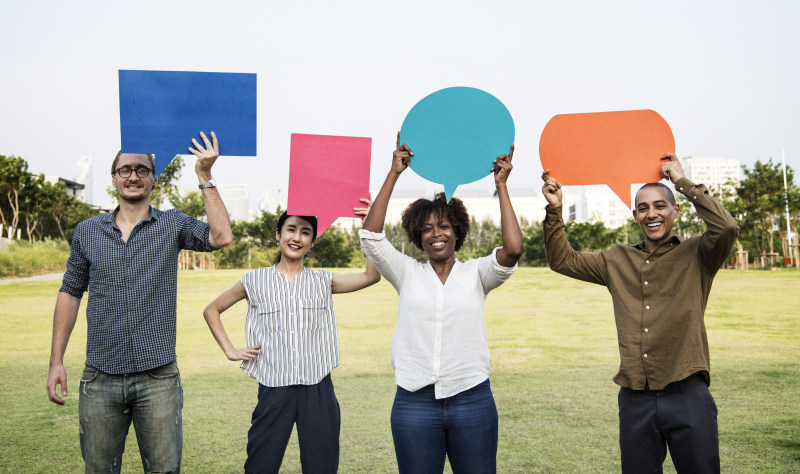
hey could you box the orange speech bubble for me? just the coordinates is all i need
[539,110,674,208]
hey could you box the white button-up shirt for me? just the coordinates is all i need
[359,229,517,399]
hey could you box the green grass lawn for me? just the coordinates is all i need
[1,268,798,473]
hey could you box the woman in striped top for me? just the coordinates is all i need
[203,210,380,474]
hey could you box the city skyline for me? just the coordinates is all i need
[2,1,798,213]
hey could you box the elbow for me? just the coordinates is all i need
[211,233,233,249]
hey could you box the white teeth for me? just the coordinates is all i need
[431,242,445,248]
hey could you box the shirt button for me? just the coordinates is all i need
[646,260,650,264]
[643,353,648,358]
[644,281,649,285]
[680,187,684,191]
[644,328,649,332]
[646,305,650,310]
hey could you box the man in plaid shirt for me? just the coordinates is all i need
[46,131,233,473]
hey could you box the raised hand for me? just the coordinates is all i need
[392,131,413,175]
[659,153,685,183]
[492,145,515,186]
[541,169,563,207]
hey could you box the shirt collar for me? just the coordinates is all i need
[634,234,682,253]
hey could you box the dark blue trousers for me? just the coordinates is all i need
[619,373,720,473]
[244,374,339,474]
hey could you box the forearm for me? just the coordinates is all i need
[50,292,80,367]
[496,183,522,264]
[675,178,739,268]
[362,171,400,232]
[200,187,233,249]
[203,307,238,356]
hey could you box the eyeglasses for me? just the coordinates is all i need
[115,167,152,178]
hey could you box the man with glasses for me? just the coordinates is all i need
[46,132,233,473]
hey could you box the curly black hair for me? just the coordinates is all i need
[400,192,470,252]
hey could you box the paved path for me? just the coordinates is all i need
[0,273,63,285]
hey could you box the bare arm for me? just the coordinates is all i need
[332,258,381,293]
[189,131,233,249]
[493,145,522,267]
[203,282,260,361]
[362,132,412,233]
[46,292,81,405]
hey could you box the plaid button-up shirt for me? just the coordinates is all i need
[60,206,213,374]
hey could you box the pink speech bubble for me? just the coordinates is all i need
[287,133,372,238]
[539,110,675,208]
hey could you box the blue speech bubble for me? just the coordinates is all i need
[400,87,515,201]
[119,70,257,176]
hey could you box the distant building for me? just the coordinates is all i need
[218,184,250,222]
[374,188,549,226]
[74,155,93,204]
[258,189,284,214]
[682,156,740,195]
[562,185,633,229]
[45,176,85,199]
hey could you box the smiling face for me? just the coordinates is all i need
[111,153,156,204]
[633,186,680,251]
[276,216,315,262]
[420,213,457,262]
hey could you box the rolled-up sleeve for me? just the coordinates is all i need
[359,229,412,293]
[478,247,518,293]
[60,222,89,297]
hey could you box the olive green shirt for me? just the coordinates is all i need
[543,178,739,390]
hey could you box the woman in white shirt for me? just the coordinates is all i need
[359,134,522,473]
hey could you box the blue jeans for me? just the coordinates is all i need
[78,361,183,474]
[391,379,498,474]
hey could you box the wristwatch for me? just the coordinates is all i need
[198,177,217,190]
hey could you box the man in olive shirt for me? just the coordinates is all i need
[541,154,738,473]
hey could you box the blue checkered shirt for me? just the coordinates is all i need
[60,206,213,374]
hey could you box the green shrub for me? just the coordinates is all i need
[0,239,69,278]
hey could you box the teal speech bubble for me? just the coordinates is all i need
[400,87,515,201]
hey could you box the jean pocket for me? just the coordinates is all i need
[79,366,100,398]
[146,361,180,379]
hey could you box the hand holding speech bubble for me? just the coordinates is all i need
[119,70,257,176]
[287,133,372,238]
[400,87,515,201]
[539,109,674,208]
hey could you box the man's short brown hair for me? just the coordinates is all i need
[400,192,470,252]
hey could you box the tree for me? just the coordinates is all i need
[170,190,205,219]
[0,155,29,238]
[733,159,799,264]
[19,173,56,242]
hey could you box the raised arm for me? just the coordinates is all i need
[203,282,260,361]
[46,292,81,405]
[541,170,607,285]
[362,132,412,233]
[189,131,233,249]
[493,145,523,267]
[661,153,738,271]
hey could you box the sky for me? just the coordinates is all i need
[1,0,798,212]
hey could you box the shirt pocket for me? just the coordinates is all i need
[253,301,283,336]
[300,298,330,330]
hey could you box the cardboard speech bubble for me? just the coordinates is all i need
[400,87,515,201]
[539,109,674,208]
[287,133,372,238]
[119,70,257,176]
